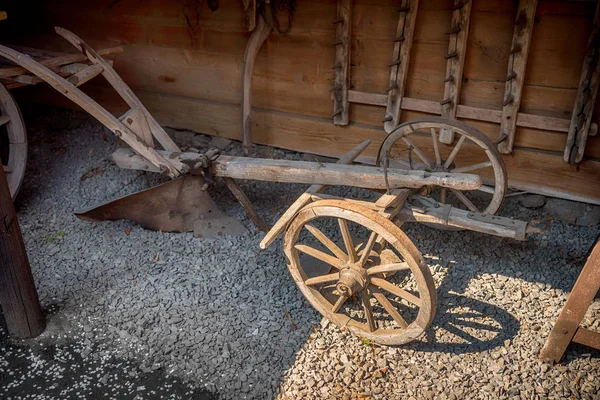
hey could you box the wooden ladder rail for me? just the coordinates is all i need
[54,27,180,153]
[0,43,179,178]
[540,236,600,363]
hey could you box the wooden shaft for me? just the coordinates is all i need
[224,177,269,233]
[212,156,482,191]
[0,166,45,338]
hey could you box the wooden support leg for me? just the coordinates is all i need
[439,0,472,144]
[540,236,600,363]
[0,165,45,339]
[332,0,352,126]
[242,7,274,154]
[223,177,269,233]
[564,1,600,165]
[383,0,419,133]
[497,0,538,154]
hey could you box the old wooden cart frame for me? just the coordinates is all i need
[0,28,547,345]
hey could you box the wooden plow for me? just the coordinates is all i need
[0,28,548,345]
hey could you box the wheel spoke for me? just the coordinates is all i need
[477,185,495,194]
[304,223,348,262]
[358,231,378,267]
[305,272,340,286]
[388,156,412,169]
[430,128,442,166]
[0,115,10,126]
[371,277,421,307]
[443,135,466,169]
[371,287,408,328]
[360,290,376,332]
[367,262,410,275]
[451,161,492,173]
[332,294,348,313]
[401,136,433,169]
[440,187,447,204]
[450,189,479,213]
[294,244,344,269]
[338,219,357,263]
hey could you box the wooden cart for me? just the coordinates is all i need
[0,28,546,345]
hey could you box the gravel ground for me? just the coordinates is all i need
[1,106,599,399]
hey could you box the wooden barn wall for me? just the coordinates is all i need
[4,0,600,204]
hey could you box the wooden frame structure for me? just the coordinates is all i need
[335,0,599,163]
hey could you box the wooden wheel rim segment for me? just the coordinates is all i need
[0,83,27,199]
[377,116,507,215]
[284,200,437,345]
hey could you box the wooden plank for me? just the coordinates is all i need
[0,46,122,78]
[67,63,104,87]
[564,1,600,164]
[332,0,352,125]
[439,0,473,144]
[497,0,538,154]
[383,0,419,133]
[119,108,154,146]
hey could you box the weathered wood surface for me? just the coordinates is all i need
[0,164,45,339]
[5,0,600,203]
[113,147,483,190]
[331,0,352,125]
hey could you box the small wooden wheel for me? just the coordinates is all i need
[377,116,507,215]
[0,83,27,198]
[284,199,437,345]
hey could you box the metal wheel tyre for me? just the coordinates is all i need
[284,200,437,345]
[0,83,27,198]
[377,116,507,216]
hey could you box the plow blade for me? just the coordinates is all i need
[75,176,248,238]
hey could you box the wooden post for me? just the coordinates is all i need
[383,0,419,133]
[497,0,538,154]
[0,166,45,338]
[439,0,472,144]
[564,1,600,165]
[332,0,352,126]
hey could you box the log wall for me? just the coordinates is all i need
[3,0,600,204]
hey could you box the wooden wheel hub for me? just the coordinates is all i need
[336,266,368,296]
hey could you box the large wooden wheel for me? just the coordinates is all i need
[0,83,27,198]
[284,200,436,345]
[377,116,507,215]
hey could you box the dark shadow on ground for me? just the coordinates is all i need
[0,305,219,399]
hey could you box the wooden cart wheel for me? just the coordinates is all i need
[377,116,507,216]
[0,83,27,198]
[284,199,437,345]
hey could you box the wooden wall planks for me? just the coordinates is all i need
[6,0,600,204]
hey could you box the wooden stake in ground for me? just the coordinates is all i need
[0,166,45,338]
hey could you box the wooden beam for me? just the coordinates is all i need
[332,0,352,126]
[439,0,473,144]
[497,0,538,154]
[564,1,600,164]
[348,90,594,134]
[67,63,104,87]
[223,177,269,233]
[119,108,154,146]
[383,0,419,133]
